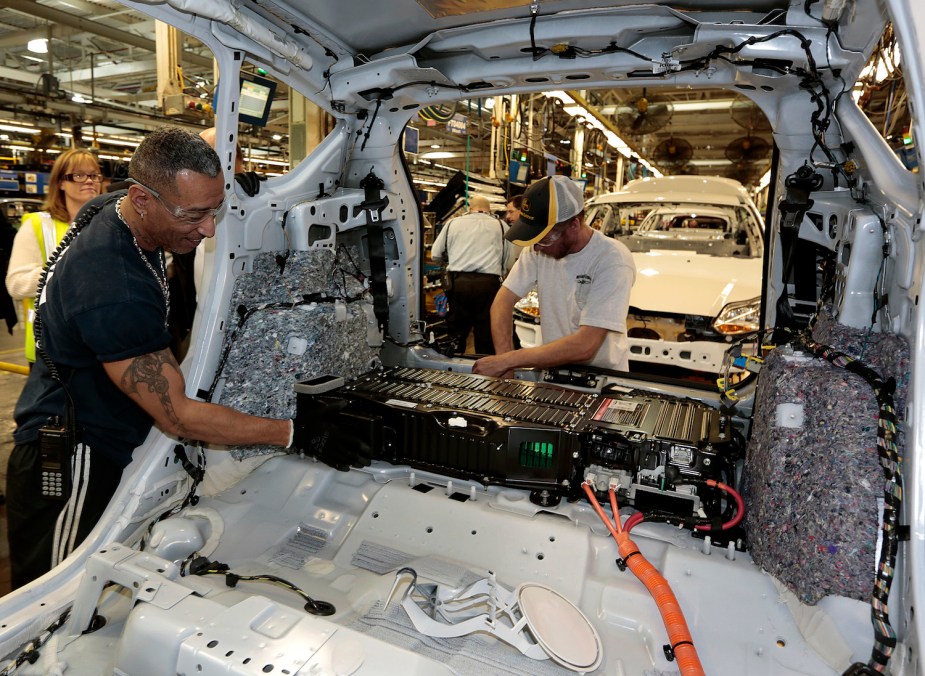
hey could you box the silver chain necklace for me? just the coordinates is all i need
[116,196,170,326]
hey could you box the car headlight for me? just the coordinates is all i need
[713,297,761,335]
[514,288,540,319]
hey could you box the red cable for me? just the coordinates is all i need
[623,511,645,533]
[694,479,745,532]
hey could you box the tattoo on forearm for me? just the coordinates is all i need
[121,351,186,433]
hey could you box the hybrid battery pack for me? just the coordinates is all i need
[296,367,741,513]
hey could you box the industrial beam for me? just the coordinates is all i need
[2,0,213,68]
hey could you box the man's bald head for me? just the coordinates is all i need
[199,127,218,147]
[469,195,491,213]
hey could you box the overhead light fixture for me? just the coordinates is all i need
[240,155,289,168]
[671,99,738,112]
[0,122,39,134]
[687,159,740,166]
[599,100,737,115]
[421,151,456,159]
[28,39,48,54]
[91,136,141,149]
[757,169,772,190]
[544,91,575,104]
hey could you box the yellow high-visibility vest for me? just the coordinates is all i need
[22,212,69,363]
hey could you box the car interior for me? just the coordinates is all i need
[0,1,921,675]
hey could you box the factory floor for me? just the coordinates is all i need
[0,319,28,597]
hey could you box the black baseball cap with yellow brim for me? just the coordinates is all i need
[505,175,585,246]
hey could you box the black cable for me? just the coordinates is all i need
[574,42,653,63]
[191,559,336,616]
[528,5,545,60]
[138,444,207,552]
[360,98,382,152]
[516,95,530,140]
[0,607,71,675]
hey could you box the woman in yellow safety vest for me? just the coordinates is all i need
[4,149,103,364]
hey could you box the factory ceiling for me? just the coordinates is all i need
[0,0,906,187]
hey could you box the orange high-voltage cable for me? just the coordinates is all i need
[582,482,706,676]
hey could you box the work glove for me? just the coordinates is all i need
[293,396,374,471]
[234,171,266,197]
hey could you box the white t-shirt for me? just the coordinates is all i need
[431,212,517,276]
[504,230,636,371]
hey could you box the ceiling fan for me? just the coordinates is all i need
[615,89,673,136]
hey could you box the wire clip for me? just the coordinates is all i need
[663,640,694,662]
[654,54,681,74]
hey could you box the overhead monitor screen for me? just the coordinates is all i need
[239,74,276,127]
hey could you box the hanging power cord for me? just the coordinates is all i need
[581,482,706,675]
[186,557,336,616]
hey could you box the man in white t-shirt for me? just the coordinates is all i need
[431,195,516,354]
[473,175,635,378]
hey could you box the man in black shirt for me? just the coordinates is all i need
[7,127,293,588]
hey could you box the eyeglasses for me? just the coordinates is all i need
[534,226,566,248]
[127,178,225,225]
[64,172,103,183]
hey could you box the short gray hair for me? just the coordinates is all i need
[129,126,222,194]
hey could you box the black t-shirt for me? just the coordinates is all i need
[13,193,172,467]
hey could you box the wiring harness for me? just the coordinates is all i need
[0,608,70,676]
[614,478,745,540]
[792,334,902,674]
[744,322,902,674]
[187,557,336,616]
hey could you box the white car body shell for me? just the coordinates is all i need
[0,3,922,676]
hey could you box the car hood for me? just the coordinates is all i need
[630,250,762,316]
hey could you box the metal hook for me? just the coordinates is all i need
[385,566,418,609]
